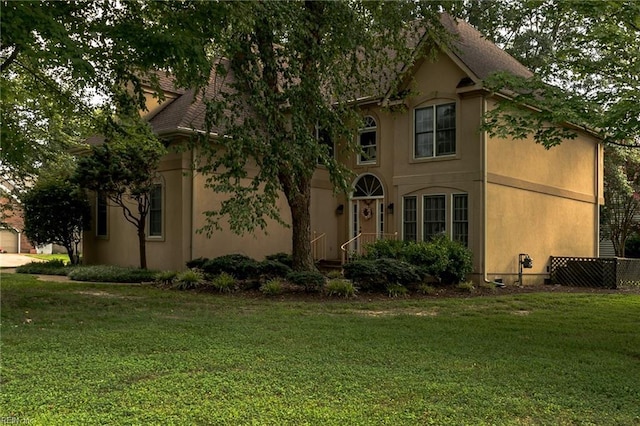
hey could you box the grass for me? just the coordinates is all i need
[25,253,70,263]
[1,273,639,425]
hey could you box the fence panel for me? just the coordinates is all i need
[549,256,640,289]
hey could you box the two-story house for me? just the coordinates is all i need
[82,16,603,285]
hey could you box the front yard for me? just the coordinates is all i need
[1,273,639,425]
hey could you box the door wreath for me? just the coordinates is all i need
[361,206,373,220]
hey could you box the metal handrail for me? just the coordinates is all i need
[340,232,398,264]
[311,232,327,261]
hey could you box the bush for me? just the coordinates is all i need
[186,257,209,270]
[173,269,205,290]
[265,252,293,268]
[258,260,292,279]
[343,258,420,292]
[286,270,326,293]
[456,281,475,293]
[260,279,283,296]
[375,258,421,286]
[324,269,343,280]
[16,259,70,276]
[342,260,382,291]
[67,265,157,283]
[202,254,260,280]
[417,283,437,295]
[154,270,177,286]
[325,279,356,298]
[386,283,408,298]
[359,236,473,285]
[361,239,407,260]
[210,272,236,293]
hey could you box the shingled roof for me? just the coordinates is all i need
[147,16,532,136]
[441,14,533,81]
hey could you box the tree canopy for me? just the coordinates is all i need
[464,0,640,148]
[22,167,90,265]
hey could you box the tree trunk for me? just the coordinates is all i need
[137,216,147,269]
[287,181,316,271]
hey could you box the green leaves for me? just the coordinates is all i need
[21,172,90,265]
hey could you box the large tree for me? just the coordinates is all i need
[181,1,457,270]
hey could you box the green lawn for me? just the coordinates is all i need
[1,273,639,425]
[25,253,70,263]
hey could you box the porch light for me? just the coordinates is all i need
[387,203,394,214]
[336,204,344,215]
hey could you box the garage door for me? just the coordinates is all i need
[0,229,18,253]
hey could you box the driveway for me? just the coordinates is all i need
[0,253,43,268]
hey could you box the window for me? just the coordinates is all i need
[316,127,334,164]
[403,196,417,241]
[96,193,108,237]
[148,184,163,238]
[423,195,446,240]
[415,103,456,158]
[452,194,468,246]
[358,116,377,164]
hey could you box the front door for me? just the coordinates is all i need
[348,174,385,254]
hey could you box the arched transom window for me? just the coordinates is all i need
[353,174,384,199]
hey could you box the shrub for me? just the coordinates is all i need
[401,242,448,280]
[16,259,70,276]
[260,279,283,296]
[441,239,474,284]
[342,260,382,291]
[202,254,260,280]
[258,260,292,279]
[343,258,421,292]
[265,252,293,268]
[386,283,408,298]
[154,270,177,286]
[67,265,157,283]
[186,257,209,270]
[211,272,236,293]
[173,269,205,290]
[456,281,475,293]
[361,239,407,260]
[325,279,356,298]
[417,283,437,295]
[324,269,343,280]
[286,270,326,293]
[375,258,421,286]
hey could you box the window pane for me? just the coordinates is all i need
[97,193,108,237]
[403,196,417,242]
[423,195,446,241]
[415,107,434,159]
[149,185,162,237]
[436,103,456,156]
[415,132,433,158]
[359,129,376,163]
[415,108,433,133]
[453,194,468,246]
